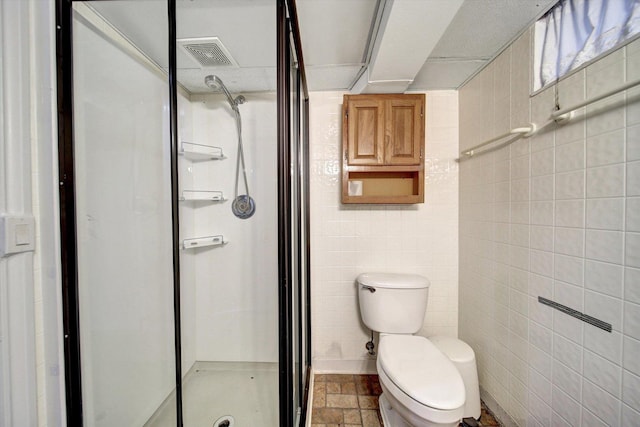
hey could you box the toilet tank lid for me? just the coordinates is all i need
[357,273,430,289]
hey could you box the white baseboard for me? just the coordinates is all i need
[311,358,377,374]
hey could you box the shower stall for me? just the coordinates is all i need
[55,1,310,426]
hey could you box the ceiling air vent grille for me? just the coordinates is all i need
[178,37,239,68]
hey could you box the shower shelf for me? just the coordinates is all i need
[182,235,227,250]
[180,141,225,161]
[179,190,225,202]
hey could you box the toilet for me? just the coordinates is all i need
[357,272,480,427]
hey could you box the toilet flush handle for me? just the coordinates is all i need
[361,285,376,293]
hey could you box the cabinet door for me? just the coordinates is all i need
[345,97,385,165]
[385,97,423,165]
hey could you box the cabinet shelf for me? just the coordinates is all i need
[343,170,424,204]
[179,190,225,202]
[180,142,224,161]
[182,235,227,250]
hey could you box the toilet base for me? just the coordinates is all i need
[378,394,460,427]
[379,394,412,427]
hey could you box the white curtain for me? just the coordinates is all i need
[535,0,640,89]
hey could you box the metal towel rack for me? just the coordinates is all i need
[460,77,640,158]
[538,296,612,333]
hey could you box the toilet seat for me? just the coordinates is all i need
[377,335,465,425]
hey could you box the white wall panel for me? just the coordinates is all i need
[0,0,38,425]
[190,93,278,363]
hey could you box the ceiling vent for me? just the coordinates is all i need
[178,37,239,68]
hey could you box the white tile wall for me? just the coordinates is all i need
[310,91,459,373]
[460,30,640,426]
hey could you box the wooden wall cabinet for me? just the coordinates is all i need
[342,93,425,204]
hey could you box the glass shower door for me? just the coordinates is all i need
[71,2,176,425]
[174,1,279,426]
[59,1,309,425]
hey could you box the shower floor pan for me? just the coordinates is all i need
[146,361,278,427]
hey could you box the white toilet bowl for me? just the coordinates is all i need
[376,335,465,427]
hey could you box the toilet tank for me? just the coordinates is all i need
[357,273,430,334]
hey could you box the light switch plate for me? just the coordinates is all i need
[0,215,35,257]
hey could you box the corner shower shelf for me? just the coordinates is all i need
[182,235,227,250]
[180,142,225,161]
[179,190,225,202]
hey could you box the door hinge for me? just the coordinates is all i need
[420,147,423,159]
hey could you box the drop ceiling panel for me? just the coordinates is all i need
[429,0,557,59]
[305,65,364,91]
[176,0,275,67]
[87,1,169,67]
[90,0,276,93]
[85,0,561,93]
[409,0,557,90]
[408,60,486,91]
[297,0,377,66]
[177,67,276,94]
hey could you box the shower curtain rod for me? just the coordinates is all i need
[460,76,640,158]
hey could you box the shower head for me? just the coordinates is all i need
[204,74,225,91]
[204,75,245,111]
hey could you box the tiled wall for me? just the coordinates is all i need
[310,91,459,373]
[459,28,640,426]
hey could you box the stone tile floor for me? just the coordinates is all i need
[478,404,500,426]
[310,374,501,427]
[311,374,383,427]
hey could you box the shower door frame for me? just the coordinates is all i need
[55,0,311,426]
[278,1,312,424]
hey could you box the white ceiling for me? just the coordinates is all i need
[409,0,558,90]
[298,0,558,91]
[87,0,558,94]
[89,0,277,93]
[352,0,464,93]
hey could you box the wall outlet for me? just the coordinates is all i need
[0,215,35,257]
